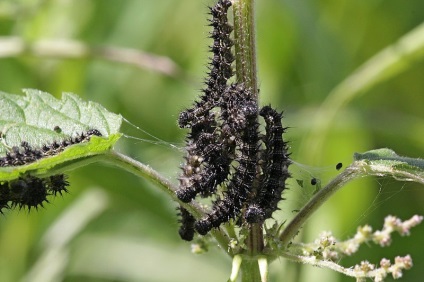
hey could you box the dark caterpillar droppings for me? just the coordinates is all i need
[53,126,62,133]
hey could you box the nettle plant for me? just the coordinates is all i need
[1,0,424,281]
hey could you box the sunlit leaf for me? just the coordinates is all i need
[354,148,424,184]
[0,89,122,181]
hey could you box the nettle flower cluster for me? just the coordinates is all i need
[176,0,290,241]
[288,215,423,281]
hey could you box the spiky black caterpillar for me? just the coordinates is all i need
[245,106,291,223]
[177,0,235,204]
[178,0,233,129]
[176,0,291,240]
[195,86,259,235]
[177,129,234,203]
[177,206,196,241]
[0,129,102,167]
[0,174,69,212]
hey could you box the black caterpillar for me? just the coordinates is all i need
[0,174,70,213]
[177,0,235,205]
[176,0,290,240]
[0,129,101,213]
[0,129,102,167]
[178,0,233,129]
[177,206,196,241]
[195,86,259,235]
[244,106,291,223]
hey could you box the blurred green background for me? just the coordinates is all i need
[1,0,424,281]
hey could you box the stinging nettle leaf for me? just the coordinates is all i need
[0,89,122,181]
[354,148,424,170]
[354,148,424,184]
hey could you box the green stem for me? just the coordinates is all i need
[101,151,232,255]
[247,224,264,255]
[232,0,258,97]
[279,164,362,248]
[241,258,262,282]
[232,1,264,280]
[105,151,178,196]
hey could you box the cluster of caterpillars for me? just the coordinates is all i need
[176,0,291,241]
[0,129,101,167]
[0,129,102,212]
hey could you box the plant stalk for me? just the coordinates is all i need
[241,258,262,282]
[232,0,264,280]
[279,164,362,248]
[233,0,258,97]
[246,224,264,256]
[232,0,263,252]
[102,151,232,255]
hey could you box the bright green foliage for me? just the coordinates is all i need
[354,148,424,185]
[0,89,122,181]
[355,148,424,170]
[0,89,121,151]
[0,133,121,181]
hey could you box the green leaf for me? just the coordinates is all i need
[229,255,243,282]
[354,148,424,184]
[0,89,122,181]
[354,148,424,170]
[0,89,121,151]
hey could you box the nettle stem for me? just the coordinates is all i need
[279,165,362,248]
[233,0,258,97]
[232,0,265,281]
[102,152,234,254]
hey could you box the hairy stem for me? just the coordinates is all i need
[102,151,231,255]
[247,224,264,255]
[232,0,264,280]
[279,252,377,279]
[233,0,258,97]
[241,258,262,282]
